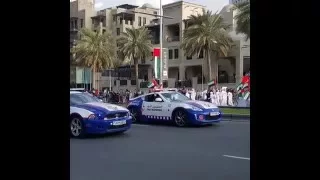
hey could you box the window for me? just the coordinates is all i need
[74,19,78,29]
[143,17,146,25]
[117,28,120,36]
[70,20,74,29]
[153,11,158,15]
[80,19,83,28]
[138,17,142,26]
[169,49,173,59]
[102,29,106,34]
[174,49,179,59]
[198,50,203,59]
[186,55,192,60]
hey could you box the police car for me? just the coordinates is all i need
[70,91,132,138]
[127,91,222,127]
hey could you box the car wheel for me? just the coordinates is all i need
[173,110,188,127]
[129,108,139,123]
[70,116,85,138]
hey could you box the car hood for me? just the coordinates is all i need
[184,100,218,109]
[74,102,128,115]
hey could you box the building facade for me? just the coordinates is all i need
[70,0,250,91]
[70,0,95,88]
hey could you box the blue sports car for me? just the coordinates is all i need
[127,91,222,127]
[70,91,132,138]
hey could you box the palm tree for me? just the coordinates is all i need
[117,27,152,91]
[233,2,250,40]
[181,9,233,82]
[71,28,117,90]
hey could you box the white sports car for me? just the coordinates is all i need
[127,91,222,127]
[70,91,132,138]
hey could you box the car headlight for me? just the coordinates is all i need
[187,105,202,111]
[88,114,97,120]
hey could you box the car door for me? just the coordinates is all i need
[142,93,166,120]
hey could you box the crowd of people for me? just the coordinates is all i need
[84,88,142,104]
[176,86,237,106]
[84,85,237,107]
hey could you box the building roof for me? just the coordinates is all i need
[141,3,155,9]
[116,4,138,9]
[163,1,205,8]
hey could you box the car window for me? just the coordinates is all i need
[161,92,189,102]
[70,94,84,105]
[70,93,100,105]
[145,94,155,102]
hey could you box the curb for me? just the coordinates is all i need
[222,114,250,121]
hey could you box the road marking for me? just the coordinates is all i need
[223,155,250,160]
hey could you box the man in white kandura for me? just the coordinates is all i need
[210,91,214,104]
[186,89,191,99]
[216,90,221,106]
[227,90,234,106]
[221,87,228,106]
[191,88,196,100]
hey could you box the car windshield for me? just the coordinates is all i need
[161,92,190,102]
[70,93,100,105]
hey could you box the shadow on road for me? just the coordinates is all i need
[134,121,221,129]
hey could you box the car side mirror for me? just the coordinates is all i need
[155,97,163,102]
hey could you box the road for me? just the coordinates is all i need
[70,121,250,180]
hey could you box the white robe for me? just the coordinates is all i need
[216,91,221,105]
[227,92,234,106]
[221,91,228,106]
[212,93,218,105]
[191,91,196,100]
[202,91,207,100]
[210,92,214,104]
[186,92,191,99]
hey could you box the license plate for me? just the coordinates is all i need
[210,112,220,116]
[112,120,126,126]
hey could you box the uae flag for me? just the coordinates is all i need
[147,82,155,88]
[147,78,159,88]
[207,80,216,86]
[236,83,243,92]
[153,48,161,79]
[243,91,250,100]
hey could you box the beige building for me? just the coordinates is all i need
[70,0,250,91]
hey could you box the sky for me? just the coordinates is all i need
[93,0,230,12]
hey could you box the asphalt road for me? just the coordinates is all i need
[70,121,250,180]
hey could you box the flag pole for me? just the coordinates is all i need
[159,0,163,85]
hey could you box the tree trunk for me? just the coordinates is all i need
[134,58,140,92]
[92,65,96,90]
[207,49,212,81]
[212,52,219,84]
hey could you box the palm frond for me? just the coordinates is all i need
[117,27,153,63]
[71,28,117,71]
[233,2,250,40]
[181,12,233,58]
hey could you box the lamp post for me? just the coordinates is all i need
[159,0,163,85]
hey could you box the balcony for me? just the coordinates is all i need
[166,36,180,42]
